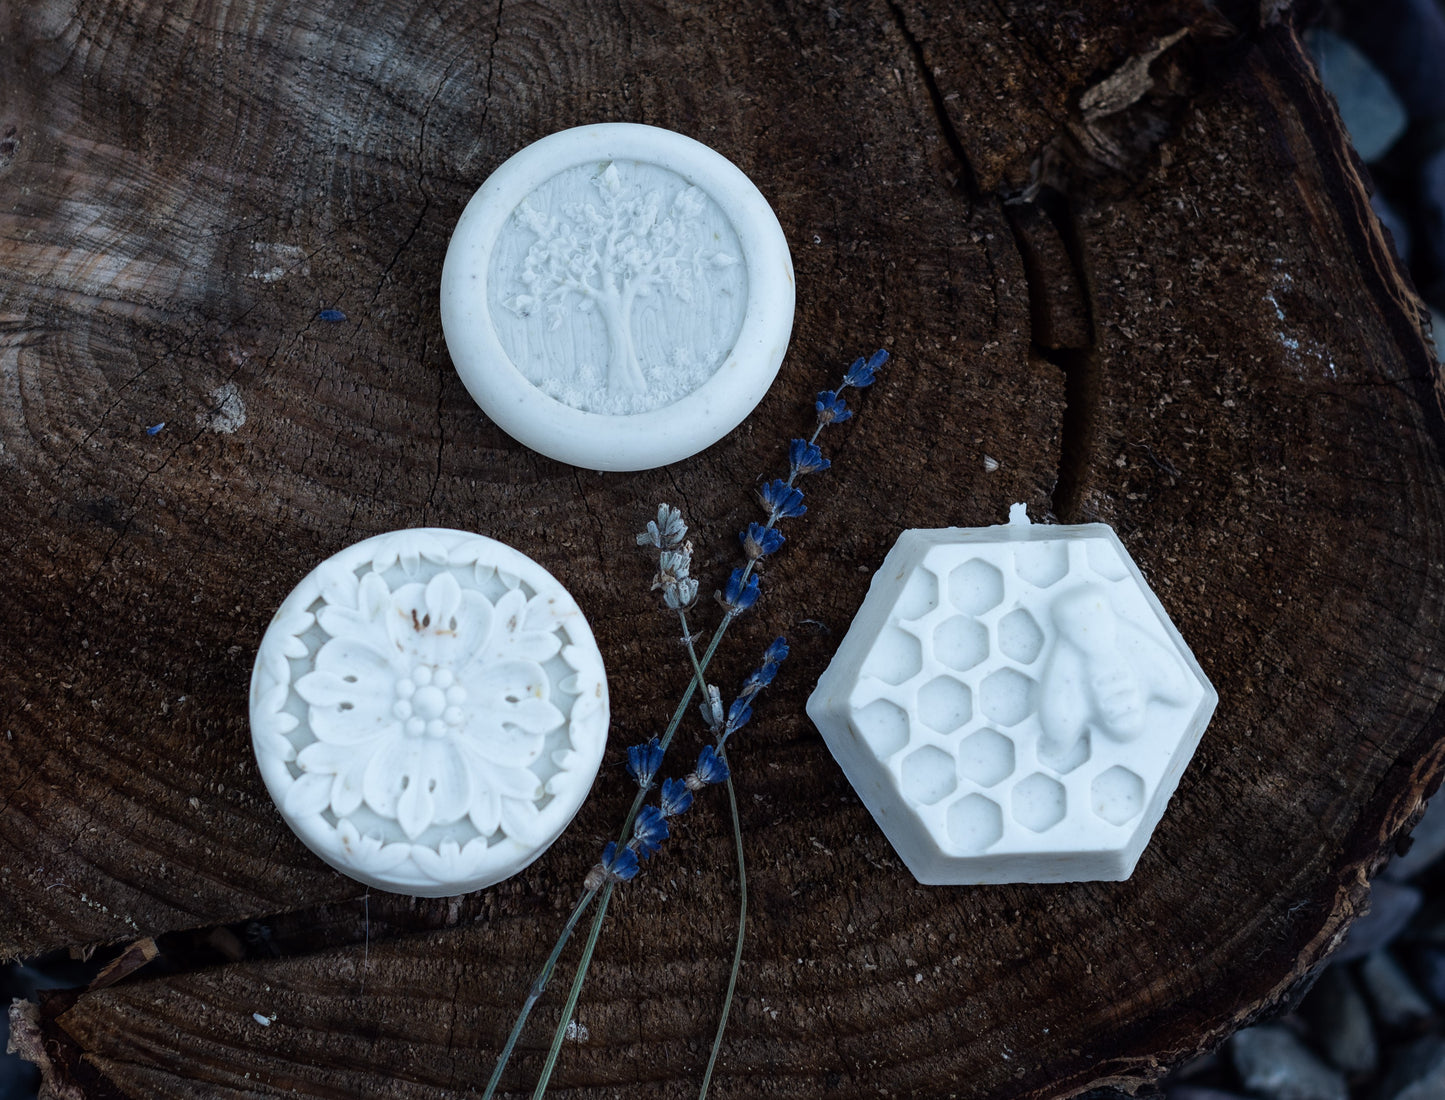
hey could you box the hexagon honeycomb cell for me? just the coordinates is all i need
[806,505,1218,884]
[959,728,1014,787]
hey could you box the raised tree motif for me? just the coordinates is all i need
[503,162,737,395]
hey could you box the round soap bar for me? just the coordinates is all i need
[249,528,609,896]
[440,123,795,471]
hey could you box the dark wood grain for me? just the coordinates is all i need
[3,0,1444,1096]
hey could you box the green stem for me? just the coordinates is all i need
[531,883,615,1099]
[481,886,599,1100]
[700,757,747,1099]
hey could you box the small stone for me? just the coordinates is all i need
[1171,1051,1222,1080]
[1304,28,1407,162]
[1373,193,1413,267]
[1357,951,1435,1030]
[1335,880,1422,962]
[1386,797,1445,881]
[1376,1036,1445,1100]
[1408,947,1445,1008]
[1299,965,1377,1076]
[1229,1025,1348,1100]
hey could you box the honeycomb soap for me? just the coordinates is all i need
[805,505,1217,884]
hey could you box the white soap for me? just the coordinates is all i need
[250,528,608,896]
[806,506,1217,884]
[440,123,795,471]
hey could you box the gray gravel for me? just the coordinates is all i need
[1230,1025,1350,1100]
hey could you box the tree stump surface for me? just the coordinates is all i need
[3,1,1444,1097]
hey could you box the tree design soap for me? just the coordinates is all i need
[806,506,1217,884]
[250,529,608,896]
[441,123,794,471]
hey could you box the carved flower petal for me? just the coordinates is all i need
[362,739,408,818]
[469,786,502,836]
[295,740,358,775]
[283,772,333,817]
[335,820,411,873]
[425,573,462,629]
[361,737,453,835]
[387,582,448,666]
[455,711,544,768]
[310,704,396,746]
[412,839,464,880]
[522,593,570,632]
[469,658,550,706]
[510,629,563,664]
[319,567,360,610]
[396,777,434,841]
[297,672,395,745]
[505,697,566,735]
[485,762,544,802]
[316,575,392,638]
[255,729,297,764]
[489,588,528,647]
[313,637,395,683]
[451,590,494,661]
[330,770,365,818]
[294,670,351,706]
[428,744,473,825]
[499,798,547,847]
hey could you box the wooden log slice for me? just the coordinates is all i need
[3,0,1444,1096]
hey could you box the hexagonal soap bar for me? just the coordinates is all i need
[806,505,1217,884]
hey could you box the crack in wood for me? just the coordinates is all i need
[882,0,980,203]
[1004,187,1099,522]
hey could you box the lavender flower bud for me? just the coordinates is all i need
[757,479,805,520]
[699,684,724,733]
[660,777,693,816]
[719,568,761,613]
[626,738,664,788]
[814,390,852,425]
[631,805,669,859]
[788,438,830,478]
[636,504,687,549]
[686,744,730,789]
[843,349,888,388]
[741,522,785,561]
[586,842,639,889]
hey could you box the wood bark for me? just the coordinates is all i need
[3,0,1444,1096]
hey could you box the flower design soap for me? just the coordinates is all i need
[440,123,794,471]
[806,506,1216,884]
[250,529,608,896]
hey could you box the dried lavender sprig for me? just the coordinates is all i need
[534,755,726,1098]
[491,351,887,1097]
[520,506,734,1096]
[529,601,786,1098]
